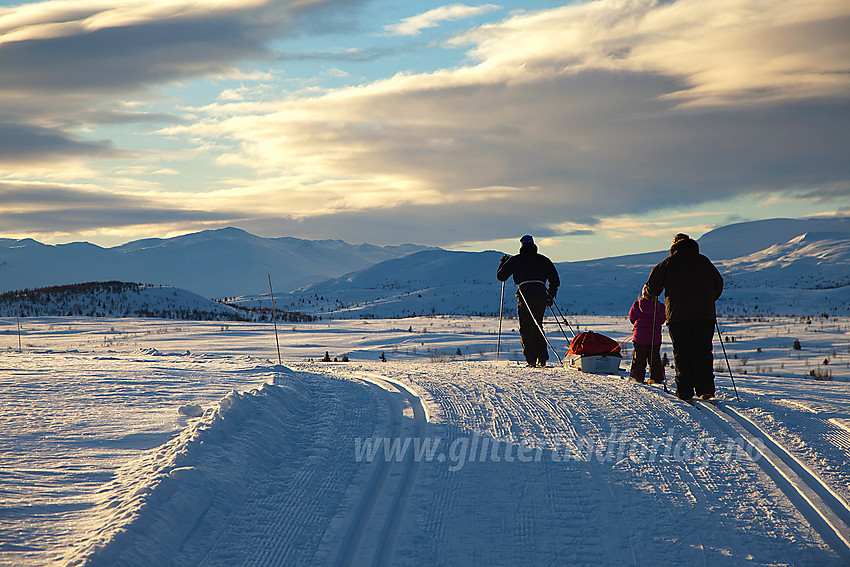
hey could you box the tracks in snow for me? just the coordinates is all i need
[333,372,427,567]
[629,377,850,562]
[694,398,850,564]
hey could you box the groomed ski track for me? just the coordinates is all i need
[693,399,850,563]
[319,361,847,566]
[332,372,428,567]
[70,359,849,566]
[627,375,850,563]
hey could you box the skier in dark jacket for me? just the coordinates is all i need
[497,235,560,367]
[646,233,723,400]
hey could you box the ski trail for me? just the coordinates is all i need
[333,372,427,567]
[629,377,850,563]
[368,374,427,567]
[695,399,850,564]
[331,379,401,567]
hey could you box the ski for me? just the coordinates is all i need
[623,375,699,409]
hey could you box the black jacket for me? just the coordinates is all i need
[647,237,723,323]
[496,243,560,299]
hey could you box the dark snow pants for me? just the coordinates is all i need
[629,341,664,383]
[667,320,716,399]
[517,284,549,366]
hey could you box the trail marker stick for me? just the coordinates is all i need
[16,308,22,352]
[268,275,282,366]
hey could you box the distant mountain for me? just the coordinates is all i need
[0,228,433,298]
[4,218,850,319]
[697,217,850,260]
[263,217,850,318]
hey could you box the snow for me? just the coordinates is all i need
[2,315,850,566]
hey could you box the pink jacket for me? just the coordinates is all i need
[628,297,665,346]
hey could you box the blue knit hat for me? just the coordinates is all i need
[520,234,534,244]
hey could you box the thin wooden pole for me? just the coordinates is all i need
[268,275,282,365]
[16,308,22,352]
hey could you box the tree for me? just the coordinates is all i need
[379,352,387,362]
[322,351,332,362]
[792,339,802,350]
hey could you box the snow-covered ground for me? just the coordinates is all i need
[1,315,849,566]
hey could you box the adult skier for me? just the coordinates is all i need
[497,235,560,367]
[646,233,723,400]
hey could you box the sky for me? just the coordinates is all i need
[1,0,849,262]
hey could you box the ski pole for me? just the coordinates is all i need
[548,304,571,345]
[715,319,740,402]
[517,286,562,365]
[496,280,505,363]
[551,300,576,338]
[650,295,669,392]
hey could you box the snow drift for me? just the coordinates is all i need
[67,369,310,567]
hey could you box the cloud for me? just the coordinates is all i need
[386,3,501,36]
[2,0,849,251]
[164,0,849,242]
[0,121,120,164]
[0,0,350,161]
[0,181,235,236]
[450,0,850,106]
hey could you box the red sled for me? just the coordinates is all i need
[564,331,622,374]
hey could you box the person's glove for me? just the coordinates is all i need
[500,254,510,264]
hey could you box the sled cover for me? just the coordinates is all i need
[567,331,621,357]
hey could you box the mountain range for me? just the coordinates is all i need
[3,217,850,318]
[0,227,431,298]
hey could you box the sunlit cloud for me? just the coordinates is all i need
[386,3,501,36]
[1,0,848,255]
[170,0,850,231]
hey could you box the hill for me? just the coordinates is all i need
[0,228,433,298]
[4,217,850,318]
[0,282,252,321]
[263,217,850,318]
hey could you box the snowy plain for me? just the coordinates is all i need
[2,314,849,566]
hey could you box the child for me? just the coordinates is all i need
[628,284,666,383]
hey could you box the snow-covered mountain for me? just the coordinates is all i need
[266,217,850,318]
[4,218,850,318]
[0,227,433,298]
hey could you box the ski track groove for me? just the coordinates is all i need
[746,394,850,507]
[695,398,850,563]
[627,375,850,564]
[180,373,386,567]
[336,372,427,567]
[330,379,401,567]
